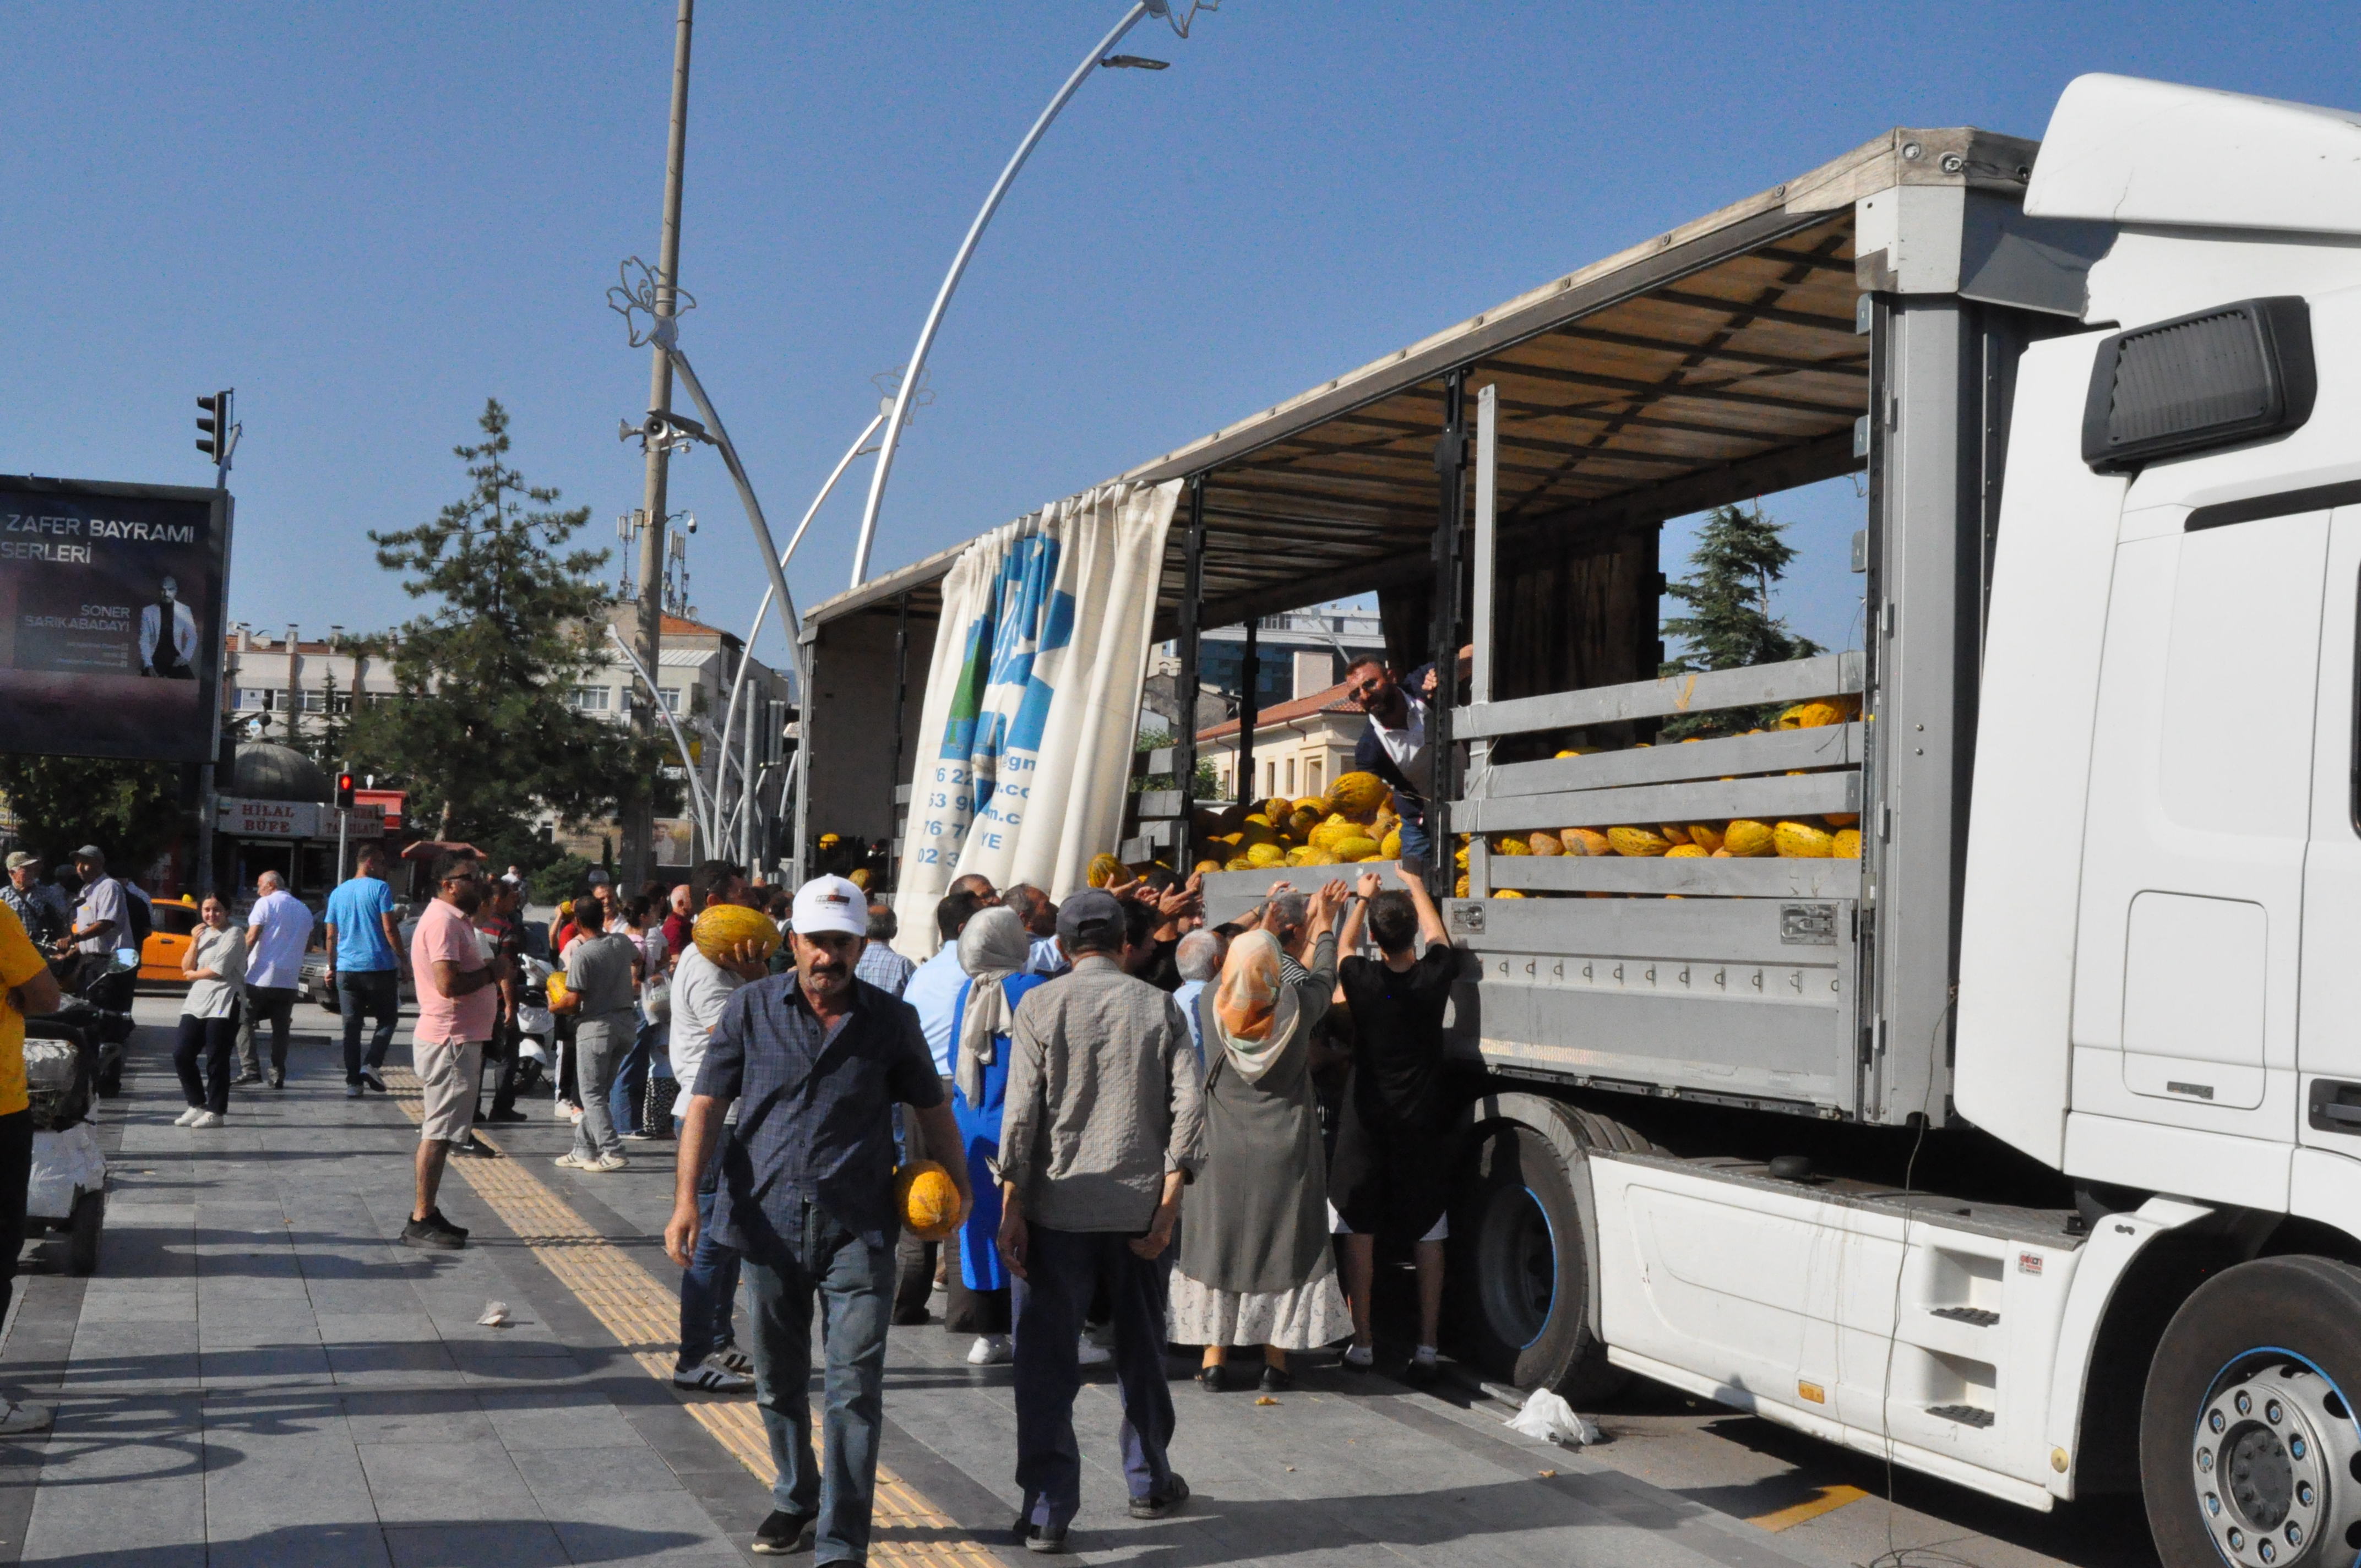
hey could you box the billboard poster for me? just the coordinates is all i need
[0,476,229,763]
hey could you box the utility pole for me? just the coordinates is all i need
[623,0,694,887]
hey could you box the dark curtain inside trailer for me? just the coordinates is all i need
[1377,523,1662,765]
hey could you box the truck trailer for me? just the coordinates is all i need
[802,74,2361,1566]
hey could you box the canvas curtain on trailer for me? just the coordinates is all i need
[891,479,1179,956]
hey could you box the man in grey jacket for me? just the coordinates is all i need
[997,889,1204,1554]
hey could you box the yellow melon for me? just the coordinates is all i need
[1245,842,1286,868]
[546,972,569,1006]
[1666,843,1709,858]
[1310,815,1356,852]
[1778,701,1845,730]
[1297,847,1340,866]
[1563,827,1612,857]
[1334,835,1383,863]
[1453,873,1471,897]
[1823,810,1860,827]
[1554,746,1601,758]
[1495,888,1526,899]
[1288,808,1323,839]
[1086,852,1125,888]
[1658,823,1693,845]
[1330,771,1389,820]
[847,867,874,890]
[1283,846,1312,867]
[693,904,784,964]
[1832,828,1862,859]
[1193,859,1225,875]
[1608,826,1671,857]
[1685,823,1726,853]
[1774,820,1835,858]
[1379,826,1402,859]
[1225,856,1253,872]
[1492,835,1532,856]
[897,1160,964,1241]
[1722,819,1776,857]
[1711,847,1733,857]
[1526,830,1563,857]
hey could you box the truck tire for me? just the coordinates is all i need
[1448,1123,1621,1400]
[67,1190,102,1277]
[2141,1256,2361,1568]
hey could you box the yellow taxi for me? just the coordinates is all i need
[139,895,203,984]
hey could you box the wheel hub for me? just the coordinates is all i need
[2194,1360,2361,1568]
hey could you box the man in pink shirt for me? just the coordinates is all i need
[404,853,508,1250]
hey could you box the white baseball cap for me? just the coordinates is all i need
[792,874,868,938]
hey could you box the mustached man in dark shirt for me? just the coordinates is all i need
[665,874,970,1561]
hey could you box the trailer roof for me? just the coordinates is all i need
[808,124,2036,635]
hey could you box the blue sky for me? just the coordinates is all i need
[9,2,2358,671]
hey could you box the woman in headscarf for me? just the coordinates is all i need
[944,906,1048,1365]
[1171,879,1356,1391]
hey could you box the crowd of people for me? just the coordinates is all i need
[638,856,1460,1558]
[0,826,1462,1559]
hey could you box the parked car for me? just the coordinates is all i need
[138,896,202,984]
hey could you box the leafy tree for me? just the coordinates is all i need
[0,756,188,883]
[1658,503,1821,738]
[344,399,670,846]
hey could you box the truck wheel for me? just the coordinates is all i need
[67,1191,103,1277]
[2142,1256,2361,1568]
[1448,1123,1618,1400]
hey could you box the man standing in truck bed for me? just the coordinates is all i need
[1343,658,1439,870]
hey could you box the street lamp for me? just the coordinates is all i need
[845,0,1220,587]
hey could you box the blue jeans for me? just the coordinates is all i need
[677,1178,741,1366]
[1395,811,1433,869]
[608,1016,663,1134]
[1011,1224,1178,1530]
[742,1201,893,1561]
[338,970,400,1085]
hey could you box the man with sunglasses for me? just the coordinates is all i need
[404,852,509,1249]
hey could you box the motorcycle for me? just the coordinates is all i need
[21,1005,109,1276]
[40,954,135,1098]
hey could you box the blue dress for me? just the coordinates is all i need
[950,971,1049,1292]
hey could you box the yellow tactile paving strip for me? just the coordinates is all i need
[382,1068,1003,1566]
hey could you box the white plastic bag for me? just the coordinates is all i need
[1504,1388,1601,1447]
[477,1301,512,1327]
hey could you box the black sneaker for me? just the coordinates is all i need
[400,1217,463,1250]
[359,1067,386,1092]
[1129,1473,1189,1520]
[267,1070,285,1089]
[749,1508,814,1555]
[485,1108,529,1123]
[424,1208,469,1239]
[1023,1522,1070,1554]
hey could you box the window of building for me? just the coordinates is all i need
[568,685,611,712]
[235,688,274,711]
[1265,759,1277,798]
[1284,756,1296,794]
[659,687,682,713]
[1307,759,1322,795]
[294,689,327,714]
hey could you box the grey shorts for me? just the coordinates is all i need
[414,1037,485,1144]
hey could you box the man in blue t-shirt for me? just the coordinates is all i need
[324,843,406,1099]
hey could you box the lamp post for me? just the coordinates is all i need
[845,0,1218,587]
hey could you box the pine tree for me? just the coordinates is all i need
[345,399,667,844]
[1658,503,1820,738]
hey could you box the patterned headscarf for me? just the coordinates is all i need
[1209,928,1295,1082]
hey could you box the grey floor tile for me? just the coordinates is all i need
[383,1521,569,1568]
[356,1438,538,1522]
[479,1389,654,1451]
[512,1443,687,1502]
[546,1490,748,1567]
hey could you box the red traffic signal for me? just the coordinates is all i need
[335,771,356,809]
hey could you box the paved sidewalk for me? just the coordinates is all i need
[0,996,1859,1568]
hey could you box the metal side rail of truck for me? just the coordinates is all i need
[802,74,2361,1568]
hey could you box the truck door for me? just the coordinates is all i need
[2072,503,2329,1140]
[2299,504,2361,1159]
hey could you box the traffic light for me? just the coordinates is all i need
[335,770,356,810]
[196,391,230,458]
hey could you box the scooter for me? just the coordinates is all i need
[511,953,557,1097]
[48,954,136,1098]
[19,1022,106,1275]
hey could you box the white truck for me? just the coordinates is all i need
[801,74,2361,1565]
